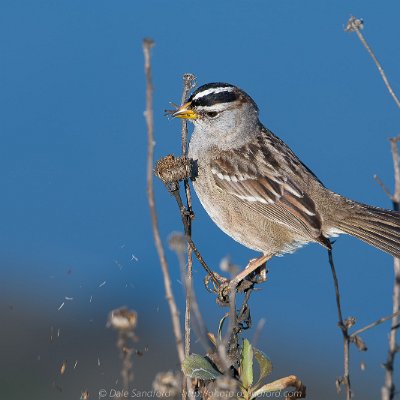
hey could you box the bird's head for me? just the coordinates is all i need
[171,83,260,147]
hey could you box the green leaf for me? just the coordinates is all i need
[253,347,273,387]
[240,339,253,389]
[182,354,221,380]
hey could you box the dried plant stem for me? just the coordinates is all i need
[154,155,219,286]
[381,136,400,400]
[227,288,239,367]
[252,318,266,347]
[346,16,400,109]
[328,249,351,400]
[184,252,192,354]
[180,74,196,155]
[180,74,196,400]
[356,31,400,109]
[170,235,209,350]
[351,310,400,339]
[346,16,400,399]
[118,332,134,391]
[180,74,196,359]
[143,38,185,364]
[184,276,191,367]
[382,258,400,400]
[390,136,400,208]
[168,185,220,286]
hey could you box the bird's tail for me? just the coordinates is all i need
[335,202,400,258]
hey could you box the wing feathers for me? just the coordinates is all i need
[210,131,323,237]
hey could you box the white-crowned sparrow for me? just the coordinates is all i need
[172,82,400,265]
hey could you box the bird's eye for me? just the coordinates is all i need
[205,111,218,118]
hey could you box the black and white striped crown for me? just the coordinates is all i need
[188,82,258,111]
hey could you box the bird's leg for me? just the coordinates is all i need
[216,255,270,306]
[230,254,270,288]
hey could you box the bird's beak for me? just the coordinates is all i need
[172,101,198,120]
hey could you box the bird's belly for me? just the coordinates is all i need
[192,177,308,256]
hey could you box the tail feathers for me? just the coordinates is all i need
[336,205,400,258]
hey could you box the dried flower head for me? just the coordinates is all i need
[168,232,187,255]
[202,376,239,400]
[345,16,364,32]
[154,155,192,185]
[152,371,182,399]
[108,307,137,331]
[80,391,89,400]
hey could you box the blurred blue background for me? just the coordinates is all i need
[1,1,400,399]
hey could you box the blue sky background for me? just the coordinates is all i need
[1,1,400,399]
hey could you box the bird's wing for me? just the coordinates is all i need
[210,131,322,236]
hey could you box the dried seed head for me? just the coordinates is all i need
[152,371,182,399]
[345,16,364,32]
[202,376,239,400]
[80,391,89,400]
[168,232,187,255]
[154,155,192,184]
[108,308,138,331]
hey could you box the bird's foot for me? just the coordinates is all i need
[229,254,270,288]
[215,255,270,306]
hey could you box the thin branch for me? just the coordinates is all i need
[375,136,400,207]
[374,175,393,200]
[390,136,400,207]
[154,154,220,287]
[328,250,345,329]
[168,233,210,350]
[381,137,400,400]
[345,18,400,398]
[345,16,400,109]
[227,284,238,361]
[252,318,266,347]
[143,38,185,364]
[180,74,196,363]
[350,310,400,338]
[218,286,241,374]
[108,308,137,392]
[180,74,196,156]
[382,258,400,400]
[168,181,221,287]
[328,249,351,400]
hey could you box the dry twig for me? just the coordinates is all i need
[143,38,185,364]
[108,308,138,391]
[169,233,210,350]
[376,136,400,400]
[329,245,400,400]
[179,74,197,362]
[328,248,352,400]
[350,310,400,339]
[345,16,400,109]
[154,155,220,287]
[345,17,400,399]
